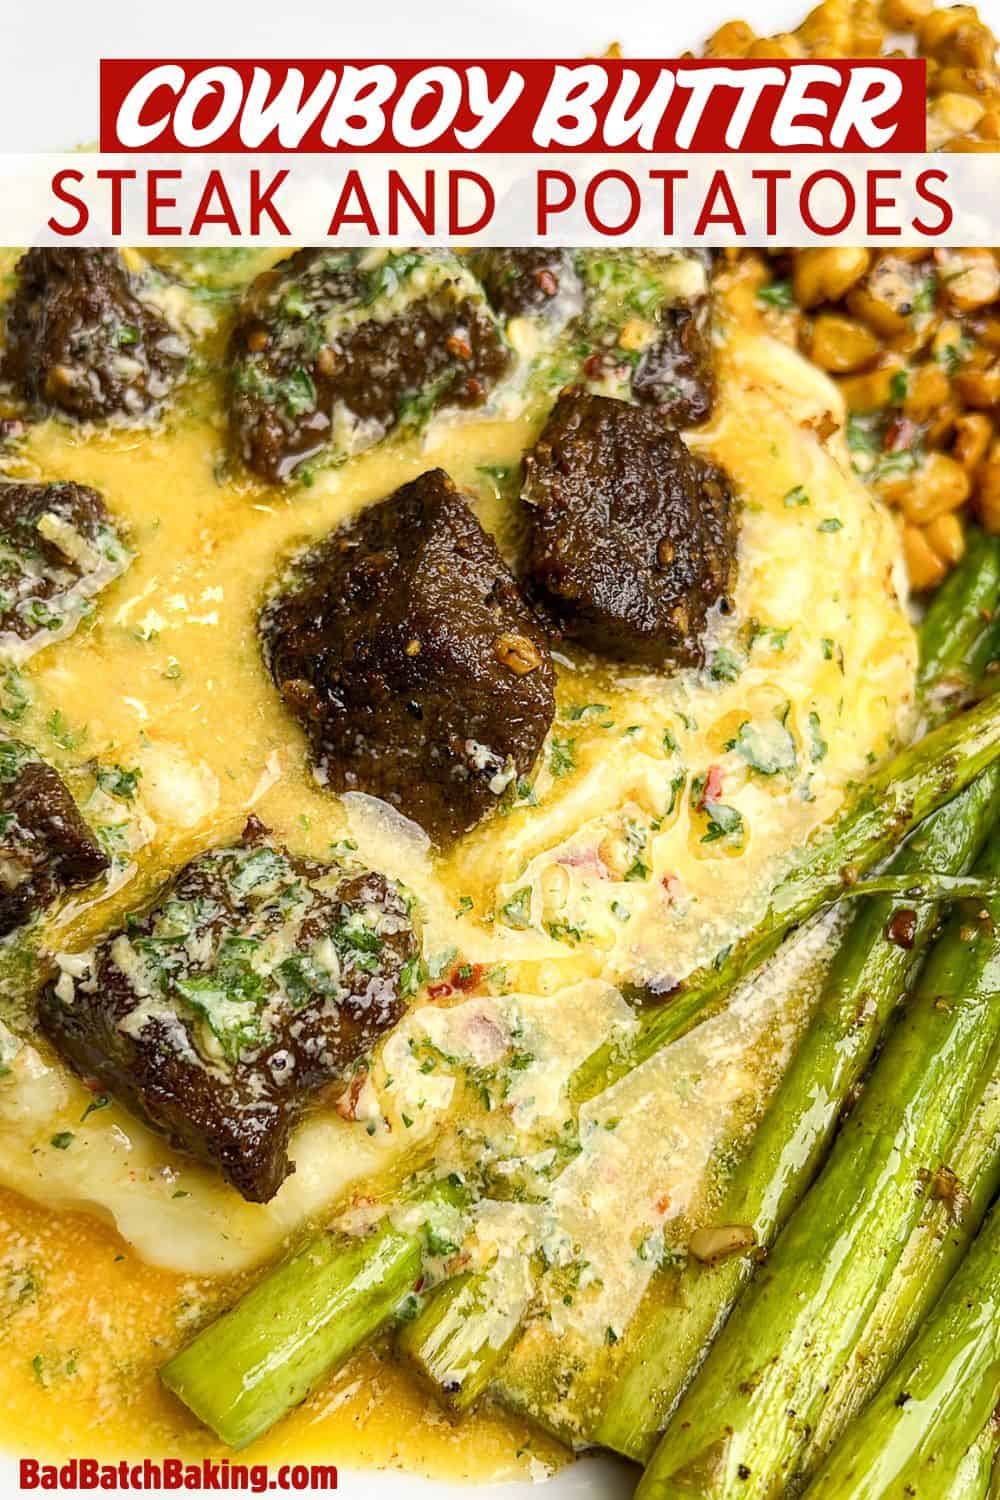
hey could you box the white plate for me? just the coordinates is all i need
[3,0,999,1494]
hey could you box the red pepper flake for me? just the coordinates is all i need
[584,351,606,379]
[884,415,918,453]
[535,268,558,297]
[428,981,453,999]
[656,1192,672,1214]
[334,1069,368,1120]
[661,874,683,902]
[464,376,484,399]
[446,334,473,361]
[697,764,724,811]
[450,962,485,992]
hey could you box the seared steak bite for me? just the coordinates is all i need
[579,250,717,426]
[469,249,583,331]
[261,469,556,844]
[631,296,716,427]
[38,818,418,1202]
[521,389,736,667]
[228,249,511,483]
[0,739,109,936]
[0,482,131,664]
[3,249,187,422]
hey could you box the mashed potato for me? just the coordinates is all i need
[0,309,915,1276]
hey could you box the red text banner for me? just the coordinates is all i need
[98,59,927,154]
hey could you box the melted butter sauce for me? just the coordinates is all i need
[0,251,916,1477]
[0,1186,566,1481]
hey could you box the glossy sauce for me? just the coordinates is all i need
[0,251,916,1475]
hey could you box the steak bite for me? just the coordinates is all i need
[469,249,583,331]
[228,249,511,483]
[0,481,132,664]
[521,389,736,667]
[631,296,716,427]
[2,249,187,422]
[38,819,418,1203]
[261,469,556,843]
[579,250,717,426]
[0,739,109,936]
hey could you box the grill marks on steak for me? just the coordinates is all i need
[261,469,555,843]
[521,389,736,667]
[228,249,511,482]
[2,249,187,422]
[0,482,132,664]
[0,740,109,936]
[38,819,418,1202]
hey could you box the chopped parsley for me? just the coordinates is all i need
[80,1094,110,1123]
[912,275,937,314]
[728,719,797,776]
[708,647,745,684]
[565,702,613,726]
[549,735,577,778]
[807,711,829,763]
[756,279,794,308]
[95,764,142,801]
[701,802,745,847]
[622,819,651,882]
[500,887,533,930]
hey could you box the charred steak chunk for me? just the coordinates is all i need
[631,296,716,427]
[228,249,511,482]
[3,249,187,422]
[0,739,109,936]
[0,482,131,664]
[469,249,583,331]
[38,819,418,1202]
[579,250,717,427]
[261,469,555,844]
[521,389,736,668]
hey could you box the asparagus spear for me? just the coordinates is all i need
[593,559,1000,1458]
[939,1426,1000,1500]
[595,765,1000,1462]
[635,826,1000,1500]
[162,692,1000,1446]
[806,1033,1000,1468]
[161,1184,461,1448]
[917,529,1000,703]
[803,1205,1000,1500]
[402,570,1000,1421]
[571,689,1000,1103]
[400,700,1000,1418]
[396,1263,531,1412]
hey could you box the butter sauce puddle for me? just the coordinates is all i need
[0,251,915,1476]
